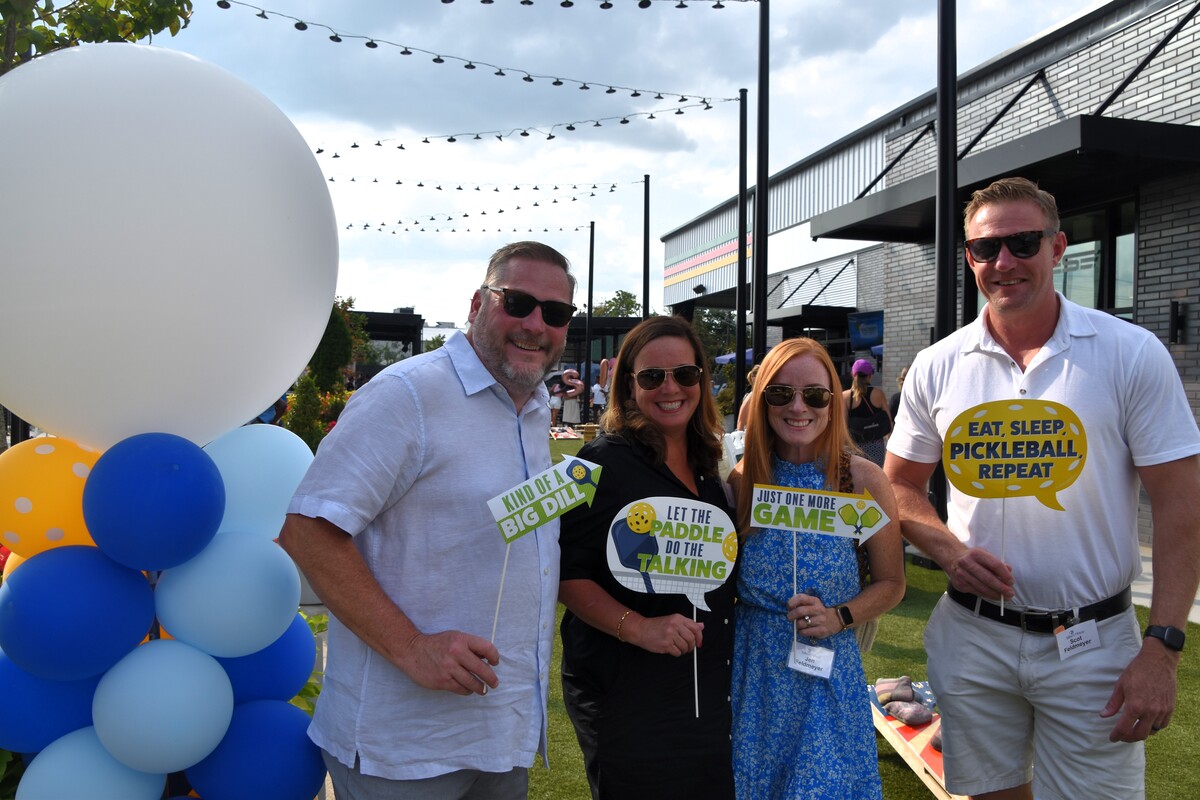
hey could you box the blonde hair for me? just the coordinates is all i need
[735,338,851,534]
[963,177,1059,235]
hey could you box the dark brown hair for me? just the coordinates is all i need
[603,315,723,476]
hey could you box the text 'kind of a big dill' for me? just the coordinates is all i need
[498,482,586,538]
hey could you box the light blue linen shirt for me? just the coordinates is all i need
[288,331,558,780]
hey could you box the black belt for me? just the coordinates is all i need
[947,585,1132,634]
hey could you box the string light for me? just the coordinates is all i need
[210,1,735,103]
[311,100,727,151]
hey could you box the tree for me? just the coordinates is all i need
[424,334,446,353]
[1,0,193,76]
[596,290,642,318]
[309,305,354,393]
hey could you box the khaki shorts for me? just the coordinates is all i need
[924,595,1145,800]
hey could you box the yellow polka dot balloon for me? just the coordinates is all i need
[0,437,100,558]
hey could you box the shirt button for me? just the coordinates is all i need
[543,568,550,575]
[724,618,730,625]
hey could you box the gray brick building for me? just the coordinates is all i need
[663,0,1200,542]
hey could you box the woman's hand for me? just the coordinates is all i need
[787,593,839,639]
[623,613,705,656]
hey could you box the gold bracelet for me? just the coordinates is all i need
[616,610,633,642]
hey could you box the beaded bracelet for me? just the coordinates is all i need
[616,610,633,642]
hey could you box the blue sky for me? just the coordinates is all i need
[157,0,1104,324]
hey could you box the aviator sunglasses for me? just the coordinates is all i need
[964,229,1057,262]
[635,365,703,390]
[482,285,576,327]
[762,384,833,408]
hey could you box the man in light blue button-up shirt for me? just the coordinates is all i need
[280,242,577,799]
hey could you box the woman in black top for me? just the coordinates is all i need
[559,316,736,800]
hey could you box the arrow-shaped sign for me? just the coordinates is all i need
[488,458,602,543]
[750,483,890,543]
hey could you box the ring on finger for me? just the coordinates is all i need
[803,615,812,626]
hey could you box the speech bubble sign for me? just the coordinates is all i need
[605,497,737,612]
[942,400,1086,511]
[487,458,602,543]
[749,484,890,543]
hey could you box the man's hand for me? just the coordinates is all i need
[1101,641,1179,741]
[400,631,502,696]
[946,547,1015,601]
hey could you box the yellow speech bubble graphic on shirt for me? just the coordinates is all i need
[942,400,1086,511]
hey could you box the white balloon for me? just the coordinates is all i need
[0,44,337,450]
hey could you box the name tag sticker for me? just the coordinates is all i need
[788,639,834,679]
[1056,618,1101,661]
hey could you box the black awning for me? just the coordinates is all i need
[810,116,1200,242]
[360,310,426,344]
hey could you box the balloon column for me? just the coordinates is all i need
[0,43,337,799]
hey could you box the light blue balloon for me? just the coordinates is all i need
[15,726,164,800]
[92,639,233,774]
[203,424,313,538]
[155,532,300,658]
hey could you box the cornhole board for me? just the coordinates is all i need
[868,681,967,800]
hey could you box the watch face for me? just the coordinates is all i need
[838,606,854,627]
[1148,625,1186,651]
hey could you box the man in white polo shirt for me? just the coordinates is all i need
[280,242,577,799]
[885,178,1200,800]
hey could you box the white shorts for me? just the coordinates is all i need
[924,595,1145,800]
[548,396,563,410]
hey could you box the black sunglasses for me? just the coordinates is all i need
[482,285,576,327]
[964,229,1056,262]
[635,365,703,390]
[762,384,833,408]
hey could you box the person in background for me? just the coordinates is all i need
[278,241,577,800]
[842,359,892,466]
[590,378,607,421]
[559,316,736,800]
[885,177,1200,800]
[729,337,904,799]
[888,365,908,423]
[734,364,760,432]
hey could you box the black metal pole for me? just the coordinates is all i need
[935,0,958,342]
[585,221,595,423]
[752,0,770,367]
[643,174,651,319]
[735,88,749,406]
[932,0,959,520]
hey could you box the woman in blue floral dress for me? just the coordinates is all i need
[728,338,905,800]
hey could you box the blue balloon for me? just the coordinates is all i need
[204,424,313,538]
[92,639,233,774]
[14,726,165,800]
[83,432,225,570]
[0,545,153,681]
[155,532,300,658]
[0,647,99,752]
[186,700,325,800]
[217,612,316,704]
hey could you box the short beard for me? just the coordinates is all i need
[471,306,565,394]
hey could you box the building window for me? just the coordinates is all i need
[1057,200,1136,319]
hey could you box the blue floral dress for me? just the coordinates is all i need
[732,457,882,800]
